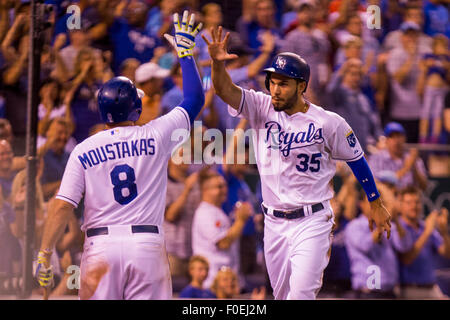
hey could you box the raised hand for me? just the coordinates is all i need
[202,26,238,62]
[164,10,203,58]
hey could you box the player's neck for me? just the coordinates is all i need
[284,98,309,116]
[105,121,135,129]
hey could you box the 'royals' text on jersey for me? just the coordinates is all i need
[56,107,190,231]
[228,88,364,210]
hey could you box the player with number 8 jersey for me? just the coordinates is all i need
[35,10,204,300]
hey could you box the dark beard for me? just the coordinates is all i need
[273,88,299,112]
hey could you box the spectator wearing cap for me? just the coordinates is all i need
[134,61,169,125]
[368,122,428,191]
[191,169,252,289]
[423,0,450,38]
[280,1,331,105]
[386,21,432,143]
[383,4,432,53]
[326,58,382,152]
[345,188,412,299]
[396,186,450,299]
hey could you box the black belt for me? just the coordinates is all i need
[261,203,324,219]
[86,225,159,237]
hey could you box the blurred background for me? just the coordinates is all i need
[0,0,449,300]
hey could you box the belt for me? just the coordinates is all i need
[261,202,324,219]
[86,225,159,237]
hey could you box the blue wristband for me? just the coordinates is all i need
[346,156,380,202]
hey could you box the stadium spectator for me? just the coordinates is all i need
[178,255,217,299]
[326,58,382,152]
[236,0,280,65]
[382,4,432,53]
[0,139,17,201]
[0,185,20,294]
[417,34,449,143]
[396,187,450,299]
[39,118,71,201]
[191,169,252,289]
[280,1,331,104]
[423,0,450,38]
[386,22,432,143]
[161,62,183,115]
[134,62,169,125]
[65,47,103,143]
[369,122,428,191]
[145,0,182,39]
[196,3,226,74]
[100,0,160,73]
[345,189,412,299]
[164,149,202,278]
[119,58,141,84]
[210,266,266,299]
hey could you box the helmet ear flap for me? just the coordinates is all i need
[127,96,142,122]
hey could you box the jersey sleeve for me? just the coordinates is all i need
[327,115,364,161]
[145,106,191,157]
[55,146,85,208]
[227,88,271,127]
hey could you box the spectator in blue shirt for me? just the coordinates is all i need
[423,0,450,38]
[236,0,280,68]
[104,0,160,73]
[179,255,217,299]
[345,189,412,299]
[161,62,183,115]
[396,186,450,299]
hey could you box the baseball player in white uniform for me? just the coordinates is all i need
[34,11,204,300]
[203,27,392,300]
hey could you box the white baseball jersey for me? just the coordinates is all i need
[56,107,190,231]
[228,88,364,210]
[191,201,239,288]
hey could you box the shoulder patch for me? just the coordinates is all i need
[346,131,356,148]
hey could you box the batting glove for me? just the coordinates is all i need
[164,10,203,58]
[33,250,54,288]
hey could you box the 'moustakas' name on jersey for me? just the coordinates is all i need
[228,88,364,210]
[56,107,190,231]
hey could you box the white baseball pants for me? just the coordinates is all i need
[263,202,334,300]
[79,225,172,300]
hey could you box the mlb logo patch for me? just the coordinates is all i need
[346,131,356,148]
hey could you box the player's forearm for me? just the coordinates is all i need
[40,199,74,252]
[346,157,380,202]
[211,59,241,110]
[178,56,205,123]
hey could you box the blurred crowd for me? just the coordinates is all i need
[0,0,449,299]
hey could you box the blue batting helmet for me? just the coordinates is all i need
[264,52,310,92]
[97,76,143,123]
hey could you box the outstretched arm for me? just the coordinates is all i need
[164,11,205,123]
[347,156,391,239]
[202,27,242,110]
